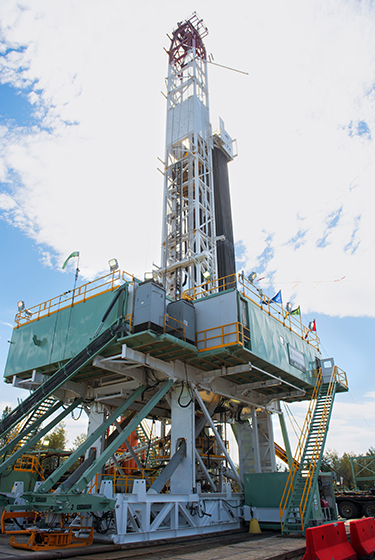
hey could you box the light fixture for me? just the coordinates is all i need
[25,309,32,318]
[248,271,257,283]
[144,272,153,280]
[203,270,211,280]
[108,258,119,272]
[286,302,293,313]
[17,301,25,312]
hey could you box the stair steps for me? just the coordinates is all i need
[280,369,338,535]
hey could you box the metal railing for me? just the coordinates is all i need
[279,366,346,531]
[238,273,321,351]
[182,273,237,301]
[333,366,348,389]
[279,369,322,530]
[14,270,136,328]
[164,314,186,341]
[14,454,45,480]
[89,468,167,494]
[298,369,337,530]
[196,321,250,352]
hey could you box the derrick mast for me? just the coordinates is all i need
[161,14,217,299]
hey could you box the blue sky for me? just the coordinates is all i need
[0,0,374,452]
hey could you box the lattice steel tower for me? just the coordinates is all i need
[161,13,217,300]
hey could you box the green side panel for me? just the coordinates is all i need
[244,472,289,508]
[4,288,127,380]
[246,299,320,385]
[0,470,38,493]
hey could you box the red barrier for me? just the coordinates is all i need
[303,522,357,560]
[350,518,375,559]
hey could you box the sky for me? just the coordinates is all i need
[0,0,374,455]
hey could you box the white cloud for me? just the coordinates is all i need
[0,0,374,316]
[273,392,375,457]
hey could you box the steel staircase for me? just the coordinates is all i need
[0,322,119,440]
[135,421,159,467]
[1,397,59,462]
[280,367,344,534]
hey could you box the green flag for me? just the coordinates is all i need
[62,251,80,269]
[290,306,301,316]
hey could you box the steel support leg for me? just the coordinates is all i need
[170,384,195,494]
[70,379,174,493]
[37,385,146,493]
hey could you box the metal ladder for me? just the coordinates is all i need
[280,369,337,534]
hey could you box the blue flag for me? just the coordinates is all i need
[270,290,282,304]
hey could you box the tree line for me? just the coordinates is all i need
[323,447,375,491]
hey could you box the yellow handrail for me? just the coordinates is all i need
[238,273,321,351]
[182,273,237,301]
[196,321,250,352]
[279,369,322,530]
[14,270,137,328]
[164,314,186,340]
[299,372,336,530]
[14,454,45,480]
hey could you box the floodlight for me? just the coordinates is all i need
[248,271,257,283]
[203,270,211,280]
[108,258,119,272]
[286,302,293,313]
[144,272,153,280]
[17,301,25,312]
[25,309,32,318]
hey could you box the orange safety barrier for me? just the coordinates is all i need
[303,522,357,560]
[350,517,375,559]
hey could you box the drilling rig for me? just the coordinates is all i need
[0,13,348,550]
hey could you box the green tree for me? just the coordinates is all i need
[41,422,67,451]
[70,433,87,452]
[323,448,356,489]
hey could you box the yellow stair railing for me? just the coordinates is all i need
[279,369,322,530]
[298,373,336,530]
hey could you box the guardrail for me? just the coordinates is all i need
[89,468,168,494]
[238,273,321,351]
[196,321,250,352]
[182,273,236,301]
[164,314,186,341]
[14,270,136,328]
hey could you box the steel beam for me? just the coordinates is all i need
[193,388,243,488]
[148,439,186,494]
[234,380,282,395]
[195,448,216,490]
[0,399,63,459]
[0,398,82,476]
[36,385,146,493]
[69,379,174,493]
